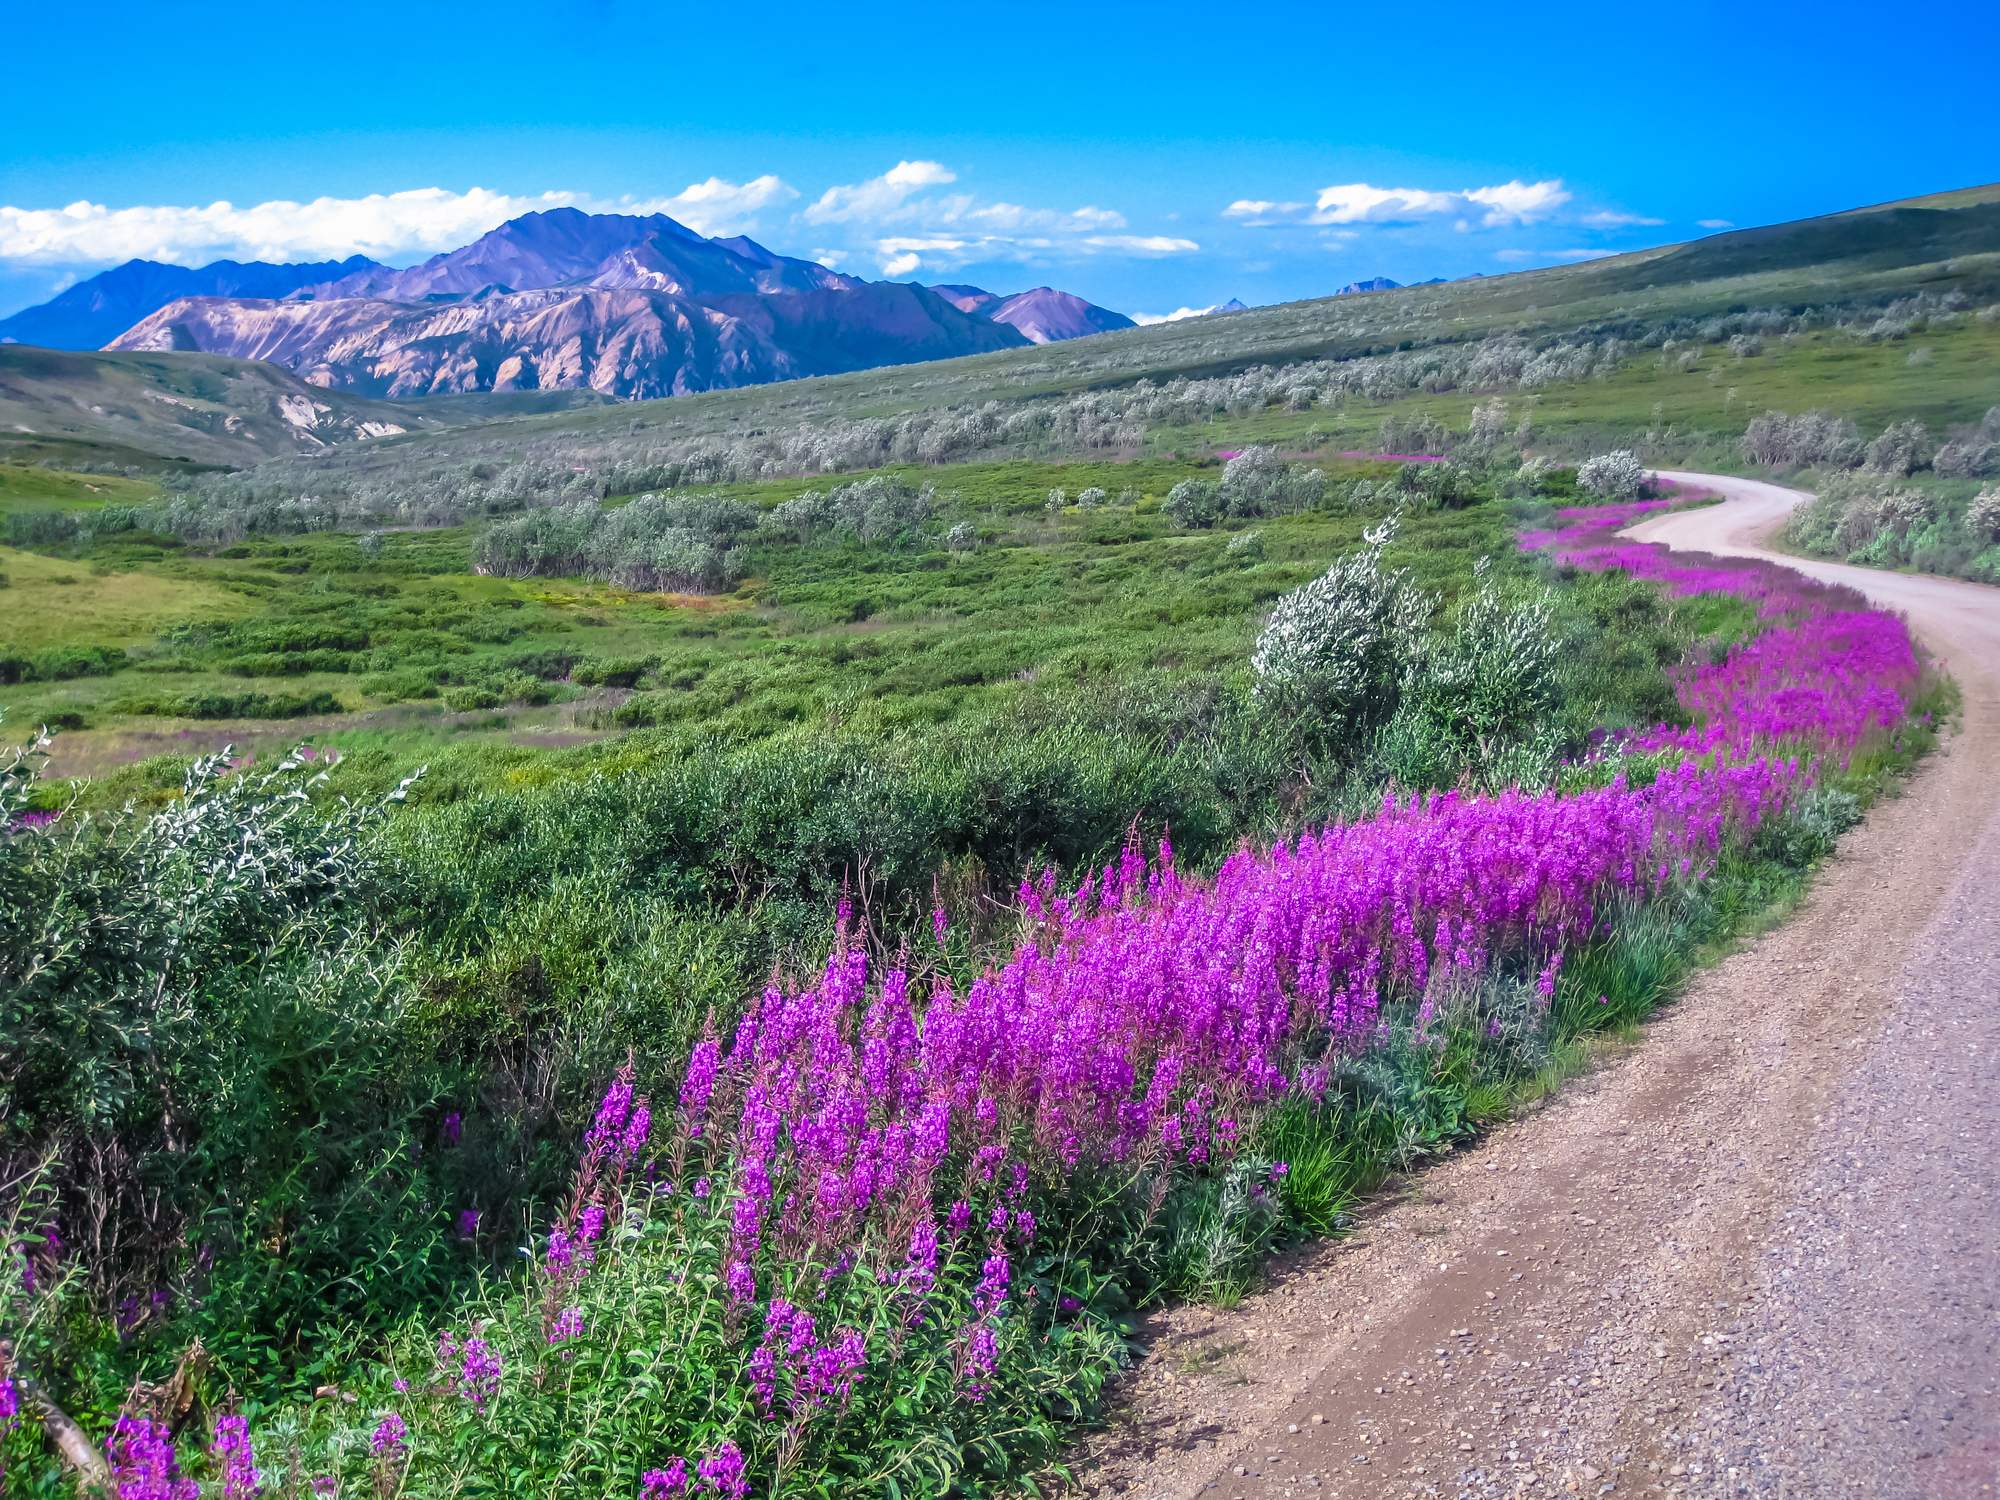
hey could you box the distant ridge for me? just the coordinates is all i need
[925,283,1138,342]
[1336,277,1401,295]
[0,255,384,351]
[104,209,1030,399]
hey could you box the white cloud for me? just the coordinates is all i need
[645,175,798,236]
[0,163,1184,287]
[1226,178,1574,230]
[1462,180,1571,226]
[1223,199,1309,225]
[1697,218,1735,228]
[804,161,958,225]
[1129,305,1230,325]
[0,179,803,269]
[1081,234,1199,255]
[964,202,1125,233]
[800,165,1187,276]
[0,187,574,267]
[1580,209,1666,227]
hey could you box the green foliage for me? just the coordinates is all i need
[0,738,483,1402]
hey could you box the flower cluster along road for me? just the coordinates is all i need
[1084,473,2000,1500]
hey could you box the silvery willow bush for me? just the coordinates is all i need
[1253,534,1574,785]
[1577,450,1646,500]
[1250,517,1429,748]
[473,494,757,591]
[0,733,445,1394]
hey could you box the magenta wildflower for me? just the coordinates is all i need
[109,1415,197,1500]
[0,1376,17,1428]
[213,1414,258,1499]
[370,1413,408,1457]
[622,1103,652,1164]
[441,1112,462,1147]
[549,1306,583,1343]
[457,1208,479,1242]
[456,1337,502,1410]
[973,1253,1010,1317]
[642,1459,690,1498]
[959,1323,1000,1403]
[696,1440,750,1500]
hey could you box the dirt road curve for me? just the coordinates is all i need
[1083,475,2000,1500]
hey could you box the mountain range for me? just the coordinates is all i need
[0,255,383,351]
[927,284,1137,343]
[1,211,1142,401]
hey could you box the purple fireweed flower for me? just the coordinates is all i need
[748,1340,779,1413]
[441,1112,462,1147]
[549,1307,583,1343]
[796,1327,867,1410]
[370,1413,408,1457]
[456,1337,502,1410]
[109,1415,197,1500]
[457,1208,479,1242]
[579,1205,606,1245]
[1013,1209,1037,1242]
[622,1103,652,1164]
[0,1376,17,1428]
[973,1253,1010,1317]
[680,1040,721,1135]
[905,1220,939,1283]
[546,1228,579,1279]
[933,905,949,944]
[726,1259,757,1302]
[697,1440,750,1500]
[947,1200,972,1240]
[959,1323,1000,1403]
[213,1414,258,1499]
[692,1177,711,1200]
[1268,1162,1289,1180]
[642,1459,690,1499]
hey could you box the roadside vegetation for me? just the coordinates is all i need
[0,204,1978,1496]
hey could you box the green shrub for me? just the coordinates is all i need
[442,684,502,712]
[573,657,652,688]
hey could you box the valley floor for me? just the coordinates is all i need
[1078,479,2000,1500]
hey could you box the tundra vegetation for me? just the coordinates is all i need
[0,217,1978,1496]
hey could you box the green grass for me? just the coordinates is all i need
[0,454,1496,763]
[0,461,163,512]
[0,543,255,648]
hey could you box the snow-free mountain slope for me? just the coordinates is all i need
[0,342,438,466]
[927,284,1007,316]
[0,255,384,351]
[984,287,1138,344]
[105,210,1030,399]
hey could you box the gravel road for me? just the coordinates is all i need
[1075,475,2000,1500]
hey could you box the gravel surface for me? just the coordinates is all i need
[1072,476,2000,1500]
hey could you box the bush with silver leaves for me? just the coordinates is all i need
[1577,450,1646,500]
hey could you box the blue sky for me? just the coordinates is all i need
[3,0,1994,323]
